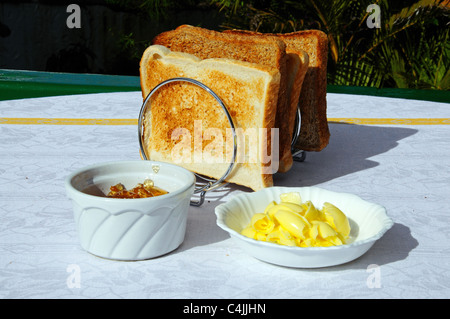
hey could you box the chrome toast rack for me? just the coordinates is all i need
[138,77,305,207]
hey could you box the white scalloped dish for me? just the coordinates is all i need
[215,186,394,268]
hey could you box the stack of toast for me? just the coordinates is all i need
[139,25,329,191]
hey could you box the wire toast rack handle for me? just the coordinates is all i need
[138,77,238,206]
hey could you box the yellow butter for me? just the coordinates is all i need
[303,201,322,222]
[267,226,297,246]
[274,209,309,239]
[240,192,351,248]
[311,220,337,238]
[263,201,277,215]
[322,202,351,239]
[277,202,305,215]
[250,213,275,235]
[280,192,302,205]
[241,226,257,239]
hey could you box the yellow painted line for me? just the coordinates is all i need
[0,118,138,125]
[1,117,450,126]
[328,118,450,125]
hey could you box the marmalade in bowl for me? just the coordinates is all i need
[107,179,168,198]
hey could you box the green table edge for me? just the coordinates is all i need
[0,69,140,101]
[327,85,448,103]
[0,69,448,103]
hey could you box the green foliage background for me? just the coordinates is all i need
[107,0,449,90]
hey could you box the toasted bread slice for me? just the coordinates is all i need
[225,29,329,152]
[279,31,330,152]
[140,45,281,191]
[152,25,295,173]
[224,29,311,159]
[285,49,309,149]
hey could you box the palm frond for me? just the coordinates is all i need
[208,0,450,89]
[329,53,383,87]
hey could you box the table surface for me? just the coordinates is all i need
[1,90,449,299]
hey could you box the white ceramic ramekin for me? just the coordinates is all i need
[65,160,195,260]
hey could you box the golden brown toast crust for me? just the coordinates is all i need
[224,29,330,153]
[278,30,330,152]
[285,49,309,151]
[152,25,294,173]
[152,25,286,67]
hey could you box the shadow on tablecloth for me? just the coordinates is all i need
[274,123,418,187]
[301,222,418,271]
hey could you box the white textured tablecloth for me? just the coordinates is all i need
[1,91,449,299]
